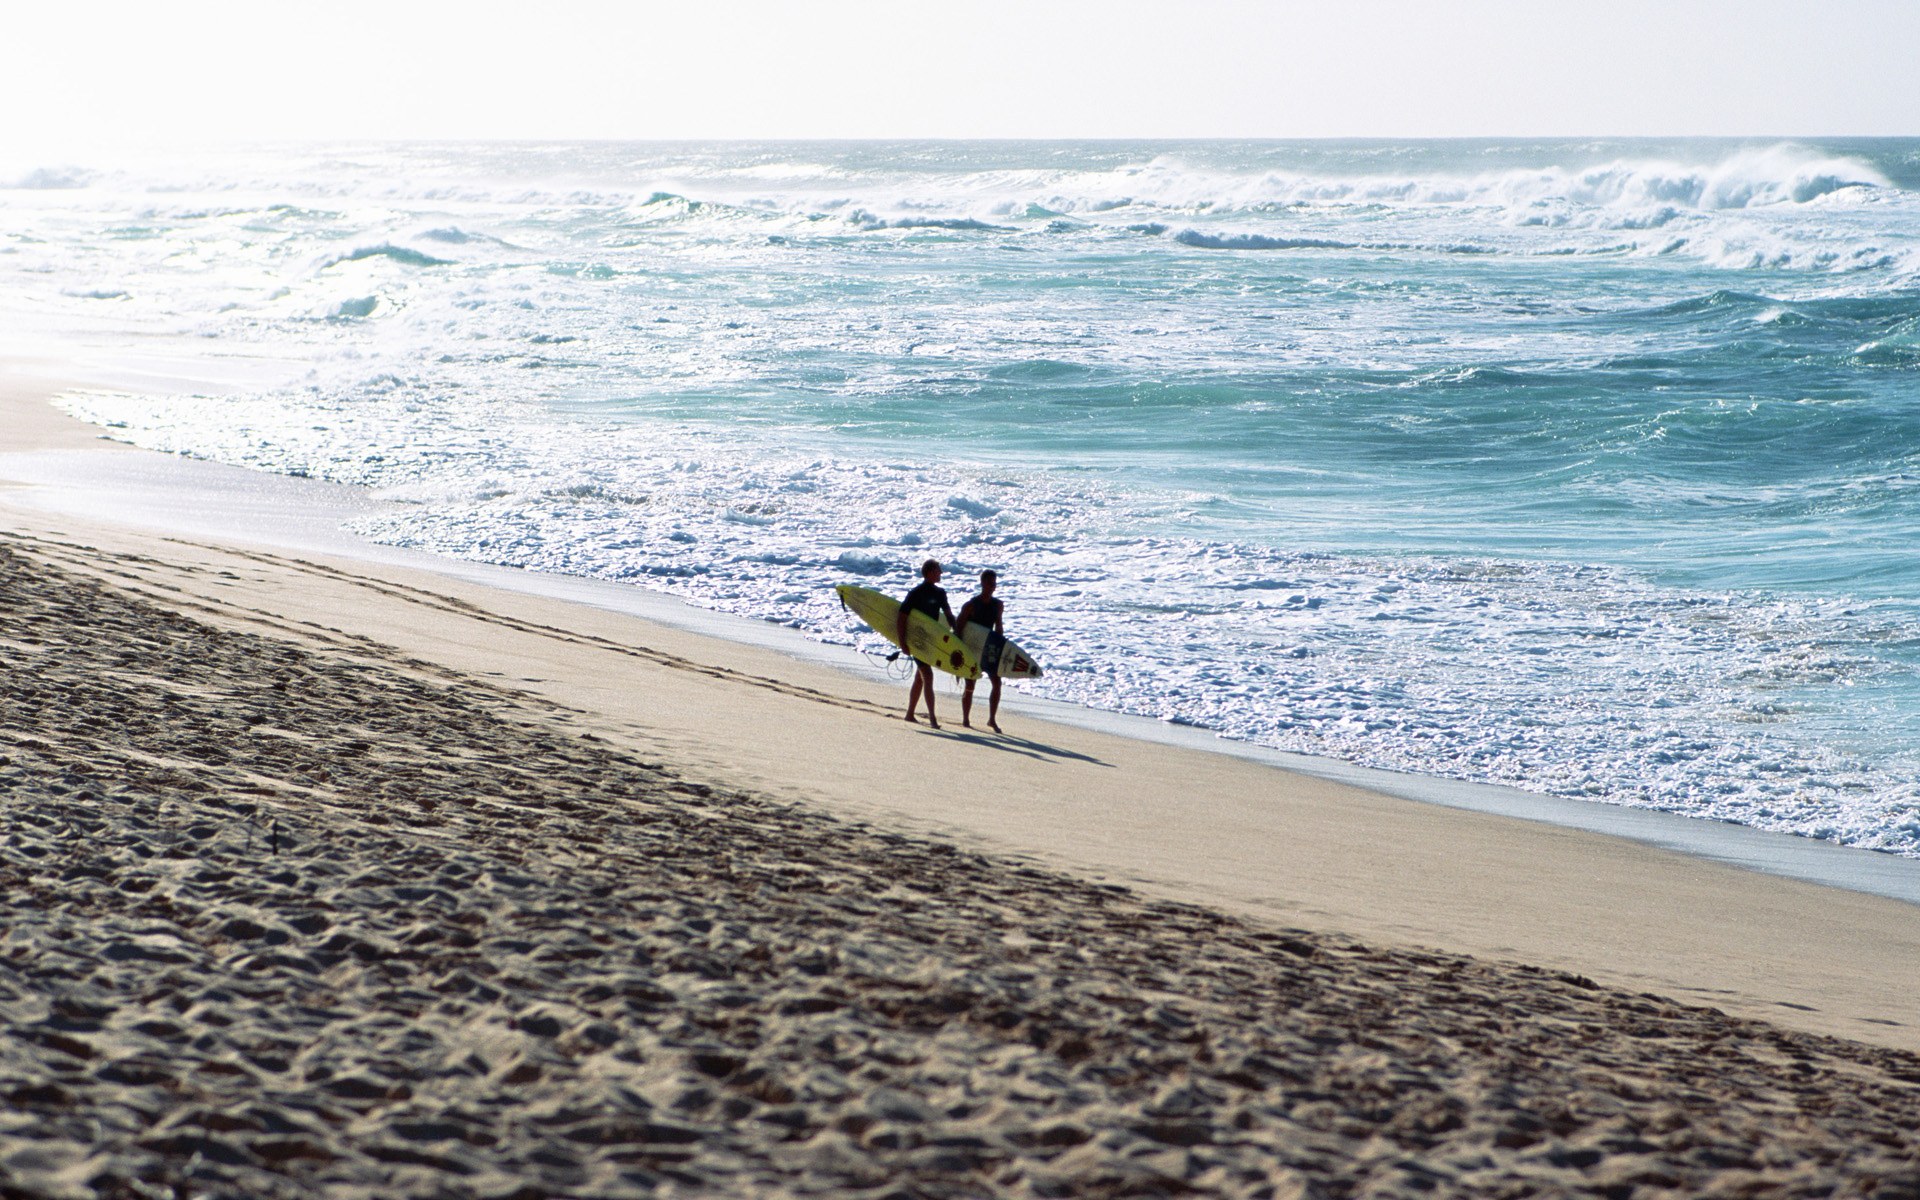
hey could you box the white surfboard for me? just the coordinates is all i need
[958,620,1042,680]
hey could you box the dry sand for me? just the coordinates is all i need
[5,374,1920,1198]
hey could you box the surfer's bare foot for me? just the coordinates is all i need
[904,713,918,724]
[961,719,972,729]
[988,721,1002,733]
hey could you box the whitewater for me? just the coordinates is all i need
[5,137,1920,853]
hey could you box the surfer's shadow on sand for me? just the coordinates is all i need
[936,729,1113,768]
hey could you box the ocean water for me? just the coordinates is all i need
[6,138,1920,852]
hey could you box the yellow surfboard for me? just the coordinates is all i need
[836,584,1043,681]
[836,584,980,680]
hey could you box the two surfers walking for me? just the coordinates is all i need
[897,559,1007,733]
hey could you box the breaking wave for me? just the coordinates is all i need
[849,213,1012,233]
[4,165,95,190]
[322,244,453,270]
[1171,230,1494,254]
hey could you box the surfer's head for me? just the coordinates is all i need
[921,558,942,581]
[980,569,996,594]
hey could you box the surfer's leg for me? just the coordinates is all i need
[905,668,924,723]
[961,678,975,727]
[922,664,940,728]
[987,674,1003,733]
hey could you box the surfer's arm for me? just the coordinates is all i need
[955,599,975,630]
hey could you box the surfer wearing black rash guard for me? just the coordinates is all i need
[956,569,1006,733]
[898,559,956,728]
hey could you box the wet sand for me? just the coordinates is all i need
[6,374,1920,1197]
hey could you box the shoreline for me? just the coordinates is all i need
[10,363,1920,1194]
[13,373,1920,909]
[5,366,1919,1052]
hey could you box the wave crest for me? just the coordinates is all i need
[1855,316,1920,362]
[328,295,380,319]
[848,211,1010,233]
[4,166,94,190]
[322,244,452,270]
[1142,146,1889,216]
[1539,146,1888,211]
[1172,229,1494,255]
[1174,231,1351,251]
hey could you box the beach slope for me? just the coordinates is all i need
[5,376,1920,1196]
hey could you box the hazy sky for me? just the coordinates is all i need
[8,0,1918,148]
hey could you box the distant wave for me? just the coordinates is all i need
[882,145,1890,227]
[1641,289,1776,317]
[1465,148,1887,212]
[1143,145,1887,216]
[886,217,1011,232]
[1621,292,1920,349]
[26,142,1888,233]
[690,144,1891,229]
[1172,229,1494,255]
[4,166,94,190]
[1855,316,1920,362]
[1408,365,1541,387]
[833,550,891,575]
[640,191,706,212]
[114,144,1884,261]
[1608,207,1684,229]
[849,212,1011,233]
[322,244,452,270]
[417,226,524,252]
[1174,231,1352,251]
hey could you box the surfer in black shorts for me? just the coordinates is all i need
[956,569,1005,733]
[897,559,955,728]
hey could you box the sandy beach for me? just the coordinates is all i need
[7,370,1920,1198]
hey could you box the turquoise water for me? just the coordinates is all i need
[7,138,1920,850]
